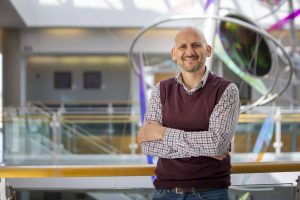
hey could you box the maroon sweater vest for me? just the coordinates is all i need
[154,72,232,189]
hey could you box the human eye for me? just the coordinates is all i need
[179,44,186,49]
[192,43,201,48]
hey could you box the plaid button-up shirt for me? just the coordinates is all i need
[141,69,240,159]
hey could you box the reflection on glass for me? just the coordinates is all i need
[220,14,272,76]
[258,0,285,7]
[229,183,293,200]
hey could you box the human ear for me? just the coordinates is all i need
[171,48,176,61]
[206,45,212,57]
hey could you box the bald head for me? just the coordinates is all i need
[174,26,207,46]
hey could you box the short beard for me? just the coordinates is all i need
[182,65,201,73]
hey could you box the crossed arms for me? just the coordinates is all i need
[138,83,240,159]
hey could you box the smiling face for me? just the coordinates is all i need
[171,27,212,73]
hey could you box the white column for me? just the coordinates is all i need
[19,56,27,108]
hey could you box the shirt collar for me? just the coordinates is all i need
[175,67,210,93]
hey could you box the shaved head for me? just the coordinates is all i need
[174,26,207,46]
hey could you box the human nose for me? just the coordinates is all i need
[186,45,195,55]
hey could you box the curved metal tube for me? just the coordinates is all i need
[128,15,293,112]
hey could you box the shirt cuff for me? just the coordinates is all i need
[163,128,181,147]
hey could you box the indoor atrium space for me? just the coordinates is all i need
[0,0,300,199]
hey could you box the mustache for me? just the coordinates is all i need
[183,55,199,59]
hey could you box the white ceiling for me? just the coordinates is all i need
[0,0,299,29]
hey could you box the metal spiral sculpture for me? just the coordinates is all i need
[128,15,293,113]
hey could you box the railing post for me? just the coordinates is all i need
[57,108,64,151]
[273,107,282,154]
[296,176,300,200]
[129,110,138,154]
[107,103,114,152]
[50,112,61,161]
[0,178,15,200]
[0,178,7,200]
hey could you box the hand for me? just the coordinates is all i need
[211,150,229,161]
[138,121,166,144]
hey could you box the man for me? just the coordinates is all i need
[138,26,240,200]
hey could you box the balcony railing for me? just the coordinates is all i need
[0,162,300,200]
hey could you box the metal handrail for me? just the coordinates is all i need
[0,162,300,178]
[3,112,300,123]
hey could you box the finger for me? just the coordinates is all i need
[138,135,146,144]
[137,130,144,144]
[212,156,222,161]
[137,133,142,144]
[148,121,160,125]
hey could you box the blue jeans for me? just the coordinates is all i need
[152,188,229,200]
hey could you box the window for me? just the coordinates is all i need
[83,71,101,89]
[54,71,72,89]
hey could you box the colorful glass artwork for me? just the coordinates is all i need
[220,14,272,77]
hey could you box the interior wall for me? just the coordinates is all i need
[1,27,177,106]
[27,56,131,103]
[21,28,176,104]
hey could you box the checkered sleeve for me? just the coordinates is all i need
[140,84,188,158]
[163,83,240,157]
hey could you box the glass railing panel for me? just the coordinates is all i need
[8,183,295,200]
[2,105,142,165]
[14,188,153,200]
[59,122,140,155]
[3,105,300,166]
[232,107,300,162]
[234,121,300,155]
[3,108,55,165]
[229,183,294,200]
